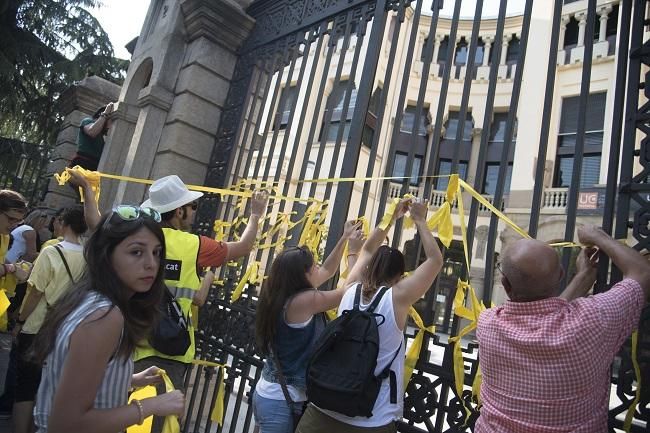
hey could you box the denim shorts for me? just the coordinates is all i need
[253,389,305,433]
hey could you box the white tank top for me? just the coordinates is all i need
[7,225,34,262]
[316,285,405,427]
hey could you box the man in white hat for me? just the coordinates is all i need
[134,175,267,431]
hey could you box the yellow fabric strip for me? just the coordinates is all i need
[404,307,435,389]
[190,359,228,426]
[231,261,260,303]
[0,290,9,317]
[127,385,157,433]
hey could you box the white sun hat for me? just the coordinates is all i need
[141,175,204,213]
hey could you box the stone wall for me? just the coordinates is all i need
[97,0,255,210]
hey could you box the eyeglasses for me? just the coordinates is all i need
[103,205,161,230]
[1,212,24,225]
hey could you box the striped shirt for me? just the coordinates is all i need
[34,291,134,432]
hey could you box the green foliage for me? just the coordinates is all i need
[0,0,128,145]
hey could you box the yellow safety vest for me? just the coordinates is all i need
[134,228,201,364]
[0,234,16,296]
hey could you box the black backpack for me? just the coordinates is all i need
[149,288,191,356]
[306,284,402,418]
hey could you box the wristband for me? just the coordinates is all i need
[131,399,144,425]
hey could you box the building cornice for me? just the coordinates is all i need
[181,0,255,50]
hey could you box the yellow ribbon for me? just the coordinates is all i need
[404,307,435,389]
[190,359,228,426]
[231,261,261,303]
[54,166,101,203]
[127,385,157,433]
[426,175,459,247]
[0,290,10,317]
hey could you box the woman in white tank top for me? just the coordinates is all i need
[297,199,443,433]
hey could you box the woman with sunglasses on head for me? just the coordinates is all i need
[30,206,185,433]
[253,220,365,433]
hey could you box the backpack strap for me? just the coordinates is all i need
[378,341,403,405]
[53,245,75,284]
[366,286,389,313]
[352,283,363,310]
[270,345,295,406]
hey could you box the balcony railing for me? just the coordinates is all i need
[542,188,568,210]
[388,182,420,199]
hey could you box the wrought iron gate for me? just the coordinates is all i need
[186,0,649,432]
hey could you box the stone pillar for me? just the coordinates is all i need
[42,76,120,210]
[432,35,441,64]
[577,12,586,47]
[598,9,608,42]
[483,37,492,66]
[559,15,570,48]
[500,34,510,65]
[98,0,255,208]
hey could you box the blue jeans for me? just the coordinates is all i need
[253,389,304,433]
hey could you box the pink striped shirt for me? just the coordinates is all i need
[476,278,645,433]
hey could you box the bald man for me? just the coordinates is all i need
[476,226,650,433]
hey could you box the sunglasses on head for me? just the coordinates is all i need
[103,205,162,229]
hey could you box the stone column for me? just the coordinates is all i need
[500,34,510,65]
[598,7,610,42]
[432,35,441,63]
[577,12,586,47]
[42,76,120,210]
[483,36,492,66]
[559,15,570,48]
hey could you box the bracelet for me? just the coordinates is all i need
[131,399,144,425]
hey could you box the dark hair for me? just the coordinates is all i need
[48,208,66,233]
[0,190,27,213]
[92,105,107,119]
[60,206,87,235]
[255,246,314,355]
[361,245,405,298]
[32,212,166,364]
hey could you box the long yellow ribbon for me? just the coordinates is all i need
[404,307,435,389]
[231,261,261,303]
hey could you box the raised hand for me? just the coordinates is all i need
[250,190,269,217]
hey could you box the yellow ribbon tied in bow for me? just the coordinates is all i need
[427,174,459,247]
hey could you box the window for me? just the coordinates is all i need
[482,113,516,195]
[474,38,485,65]
[554,93,606,188]
[506,35,519,64]
[438,36,449,62]
[276,85,299,129]
[444,111,473,140]
[564,17,579,48]
[455,37,468,65]
[320,80,357,142]
[363,87,382,148]
[401,106,428,136]
[435,112,473,190]
[392,153,423,186]
[436,159,468,191]
[483,163,513,196]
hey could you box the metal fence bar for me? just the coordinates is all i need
[559,0,598,288]
[464,0,508,265]
[482,0,534,302]
[528,0,565,238]
[325,0,390,255]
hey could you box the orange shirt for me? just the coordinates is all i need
[197,236,228,268]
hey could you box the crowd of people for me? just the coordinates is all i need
[0,144,648,433]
